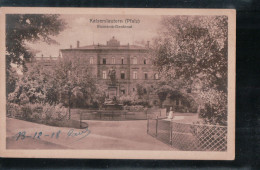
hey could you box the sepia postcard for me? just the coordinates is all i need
[0,7,236,160]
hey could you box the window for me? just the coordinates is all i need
[121,57,124,64]
[143,88,147,94]
[144,73,148,80]
[90,57,93,64]
[133,57,137,64]
[121,71,125,79]
[121,89,126,95]
[144,59,147,64]
[133,71,137,79]
[112,57,115,64]
[154,73,159,80]
[102,71,107,79]
[103,58,106,64]
[133,88,135,92]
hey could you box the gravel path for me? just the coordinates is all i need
[6,118,175,150]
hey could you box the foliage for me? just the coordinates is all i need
[123,105,145,112]
[153,16,228,124]
[6,68,19,96]
[6,14,66,100]
[199,90,227,125]
[119,94,138,106]
[54,57,106,108]
[156,84,175,107]
[8,63,48,104]
[136,83,145,98]
[8,56,107,112]
[7,102,68,122]
[6,14,66,70]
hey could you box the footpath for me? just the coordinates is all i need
[6,118,175,150]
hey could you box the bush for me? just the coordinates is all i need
[119,95,138,106]
[199,90,227,126]
[133,99,149,107]
[199,103,227,126]
[123,105,145,112]
[6,103,22,118]
[7,102,68,125]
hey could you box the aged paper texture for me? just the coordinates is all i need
[0,7,236,160]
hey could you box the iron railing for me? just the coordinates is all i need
[147,117,227,151]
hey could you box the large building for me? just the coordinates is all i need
[27,37,196,111]
[60,36,160,101]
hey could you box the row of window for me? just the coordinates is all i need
[89,57,147,65]
[102,71,159,80]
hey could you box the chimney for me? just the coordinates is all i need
[77,41,80,48]
[70,45,72,49]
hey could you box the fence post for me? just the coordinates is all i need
[156,116,158,137]
[170,120,172,146]
[147,118,149,134]
[80,111,82,129]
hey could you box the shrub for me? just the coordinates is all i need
[133,99,149,107]
[123,105,144,112]
[6,102,69,125]
[21,104,33,120]
[6,103,22,118]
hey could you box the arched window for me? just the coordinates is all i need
[144,58,147,64]
[154,73,159,80]
[121,57,124,64]
[133,57,137,64]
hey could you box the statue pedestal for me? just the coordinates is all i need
[108,86,117,99]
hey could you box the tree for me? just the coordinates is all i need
[7,63,49,104]
[6,14,66,70]
[54,57,106,118]
[153,16,228,125]
[6,68,19,95]
[6,14,66,99]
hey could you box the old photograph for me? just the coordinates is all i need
[0,8,235,159]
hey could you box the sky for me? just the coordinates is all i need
[28,14,162,58]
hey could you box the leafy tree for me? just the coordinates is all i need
[54,57,106,118]
[6,68,19,95]
[6,14,66,97]
[156,85,173,108]
[8,63,49,104]
[6,14,66,70]
[153,16,228,125]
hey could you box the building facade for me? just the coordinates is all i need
[60,37,160,100]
